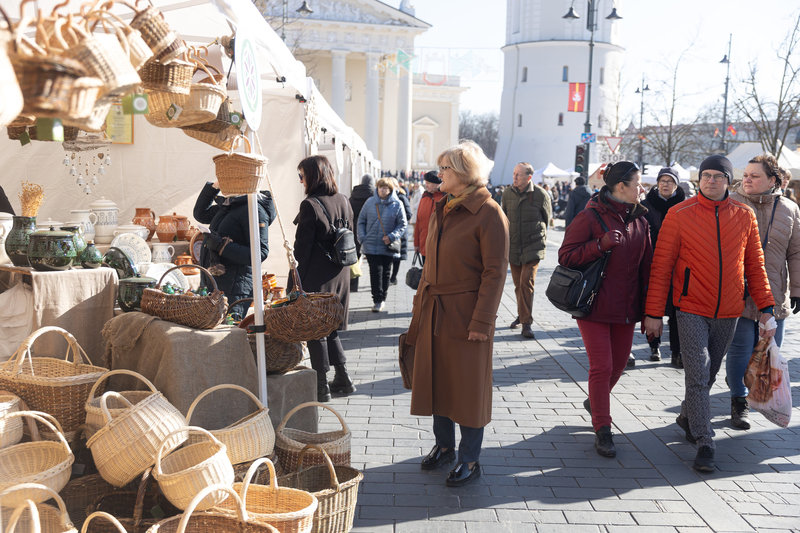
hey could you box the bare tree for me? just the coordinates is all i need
[735,13,800,155]
[459,111,499,159]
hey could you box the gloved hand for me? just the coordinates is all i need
[792,297,800,314]
[599,230,623,251]
[205,232,225,253]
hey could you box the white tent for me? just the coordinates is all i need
[726,142,800,179]
[531,162,573,185]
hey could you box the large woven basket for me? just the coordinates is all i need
[124,2,186,64]
[234,301,304,374]
[0,391,24,449]
[86,8,154,71]
[0,411,74,507]
[182,123,240,151]
[274,403,350,474]
[62,96,113,133]
[214,458,317,533]
[277,446,362,533]
[61,474,137,530]
[146,484,280,533]
[0,7,23,129]
[154,427,234,511]
[212,136,268,196]
[163,60,225,128]
[186,384,275,465]
[86,389,187,488]
[264,293,342,344]
[182,97,235,134]
[84,369,159,440]
[140,58,193,95]
[140,264,227,329]
[0,326,107,442]
[0,483,77,533]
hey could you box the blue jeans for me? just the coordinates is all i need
[432,415,484,464]
[726,317,785,398]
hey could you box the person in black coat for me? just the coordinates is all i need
[0,186,14,215]
[193,182,276,319]
[564,176,592,227]
[349,174,375,255]
[640,166,686,367]
[391,177,412,284]
[292,155,355,402]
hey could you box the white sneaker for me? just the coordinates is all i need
[372,302,384,312]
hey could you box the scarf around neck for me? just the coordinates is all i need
[444,185,478,215]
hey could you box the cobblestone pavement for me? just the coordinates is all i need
[321,219,800,532]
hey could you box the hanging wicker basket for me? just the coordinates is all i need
[182,97,235,134]
[274,403,350,474]
[140,57,193,94]
[85,7,154,71]
[212,135,268,196]
[0,7,23,129]
[84,369,159,440]
[140,264,227,329]
[0,483,77,533]
[182,123,240,151]
[122,1,186,64]
[164,58,226,128]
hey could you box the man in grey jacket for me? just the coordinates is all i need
[564,176,592,227]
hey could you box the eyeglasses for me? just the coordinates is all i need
[438,166,452,172]
[657,179,676,185]
[298,173,304,181]
[700,172,726,182]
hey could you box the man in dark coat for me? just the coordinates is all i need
[193,182,276,318]
[564,176,592,227]
[349,174,375,291]
[392,181,413,285]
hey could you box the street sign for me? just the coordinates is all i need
[604,136,623,154]
[596,140,625,164]
[580,132,596,144]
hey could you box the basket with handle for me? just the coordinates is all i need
[0,391,25,449]
[274,403,350,474]
[81,512,129,533]
[214,457,317,533]
[84,369,160,440]
[119,0,186,64]
[212,135,268,195]
[85,5,154,71]
[154,426,234,511]
[0,484,77,533]
[0,6,24,129]
[232,300,304,375]
[0,411,74,507]
[162,56,226,128]
[182,96,235,134]
[61,474,137,530]
[277,445,362,533]
[86,389,187,488]
[140,264,228,329]
[139,56,193,95]
[186,384,275,465]
[263,270,342,344]
[182,123,240,151]
[62,95,113,133]
[146,484,280,533]
[0,326,108,442]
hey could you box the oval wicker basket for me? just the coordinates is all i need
[264,292,342,344]
[186,384,275,465]
[0,391,24,449]
[140,264,227,329]
[81,512,128,533]
[274,403,350,474]
[86,7,154,71]
[123,2,186,64]
[212,136,268,196]
[182,123,240,151]
[214,458,317,533]
[139,57,193,95]
[0,483,77,533]
[61,473,136,530]
[86,390,187,488]
[0,411,74,507]
[277,445,363,533]
[84,369,159,440]
[162,59,225,128]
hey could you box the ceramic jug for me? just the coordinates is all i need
[132,208,157,241]
[0,213,13,264]
[61,225,87,256]
[80,240,103,268]
[5,216,36,267]
[68,209,98,242]
[152,243,175,263]
[89,197,119,244]
[173,213,190,241]
[155,215,176,243]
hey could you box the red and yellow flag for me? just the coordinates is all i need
[567,83,586,112]
[727,124,737,136]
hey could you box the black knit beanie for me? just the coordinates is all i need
[424,170,442,184]
[699,155,733,183]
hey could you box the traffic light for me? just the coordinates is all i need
[574,145,586,176]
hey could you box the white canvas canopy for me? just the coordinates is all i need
[726,141,800,179]
[532,162,573,185]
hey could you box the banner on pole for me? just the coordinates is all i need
[567,83,586,112]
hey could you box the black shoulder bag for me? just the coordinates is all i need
[546,209,611,317]
[311,197,358,267]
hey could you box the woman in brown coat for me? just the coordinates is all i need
[407,140,509,487]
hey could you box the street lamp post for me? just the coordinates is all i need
[280,0,314,41]
[635,75,649,169]
[564,2,622,178]
[719,34,732,154]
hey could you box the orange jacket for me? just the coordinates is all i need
[414,190,445,256]
[645,192,774,319]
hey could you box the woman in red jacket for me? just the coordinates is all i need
[558,161,652,458]
[413,170,445,262]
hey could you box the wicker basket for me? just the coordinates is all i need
[62,96,113,133]
[234,301,304,375]
[147,484,280,533]
[274,403,350,474]
[140,58,193,94]
[182,123,240,151]
[61,474,136,530]
[86,389,187,488]
[0,326,107,442]
[144,88,189,127]
[124,3,186,64]
[0,391,24,449]
[277,446,362,533]
[84,369,159,440]
[212,136,268,196]
[264,294,342,344]
[233,454,283,485]
[82,512,129,533]
[0,484,77,533]
[140,264,227,329]
[214,458,317,533]
[86,8,154,71]
[0,7,23,129]
[0,411,74,507]
[154,427,234,511]
[163,60,225,128]
[29,123,81,142]
[186,384,275,465]
[182,97,235,134]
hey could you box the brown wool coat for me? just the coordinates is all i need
[408,186,509,428]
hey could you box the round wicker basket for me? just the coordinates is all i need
[0,484,77,533]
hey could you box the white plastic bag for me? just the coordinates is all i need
[745,337,792,428]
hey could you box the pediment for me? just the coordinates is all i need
[413,116,439,128]
[257,0,429,28]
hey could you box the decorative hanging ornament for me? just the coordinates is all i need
[91,176,99,185]
[98,166,106,175]
[83,184,92,194]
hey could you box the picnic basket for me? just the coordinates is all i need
[0,484,77,533]
[0,411,74,507]
[0,391,25,449]
[86,389,187,488]
[264,270,342,343]
[277,445,362,533]
[214,457,317,533]
[212,135,268,196]
[84,369,159,440]
[0,326,107,442]
[186,384,275,465]
[140,264,227,329]
[274,403,350,474]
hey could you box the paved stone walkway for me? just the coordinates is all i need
[321,219,800,532]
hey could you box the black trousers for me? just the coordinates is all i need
[391,258,401,282]
[307,330,346,374]
[365,254,392,303]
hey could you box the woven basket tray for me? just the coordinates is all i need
[274,403,350,474]
[0,483,77,533]
[140,264,227,329]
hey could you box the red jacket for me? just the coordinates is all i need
[414,190,445,256]
[558,190,652,324]
[645,192,774,319]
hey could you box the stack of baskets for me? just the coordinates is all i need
[140,264,227,329]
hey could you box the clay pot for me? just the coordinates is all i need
[172,213,190,241]
[156,215,176,243]
[132,208,157,241]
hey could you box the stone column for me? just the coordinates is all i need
[396,62,413,172]
[365,52,380,156]
[449,101,460,146]
[331,50,348,119]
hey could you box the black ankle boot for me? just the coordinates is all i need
[330,365,356,394]
[316,371,331,402]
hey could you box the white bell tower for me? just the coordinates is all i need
[491,0,625,184]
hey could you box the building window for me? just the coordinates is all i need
[522,67,527,82]
[512,0,520,33]
[600,67,605,85]
[562,66,568,82]
[558,113,564,126]
[518,114,523,127]
[345,81,352,102]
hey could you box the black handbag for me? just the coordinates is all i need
[546,209,611,317]
[405,252,423,289]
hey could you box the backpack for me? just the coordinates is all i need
[312,197,358,267]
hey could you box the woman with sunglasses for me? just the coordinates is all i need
[557,161,652,458]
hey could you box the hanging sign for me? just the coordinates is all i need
[567,82,586,112]
[234,23,262,130]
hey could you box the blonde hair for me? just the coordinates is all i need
[437,140,493,187]
[376,177,395,191]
